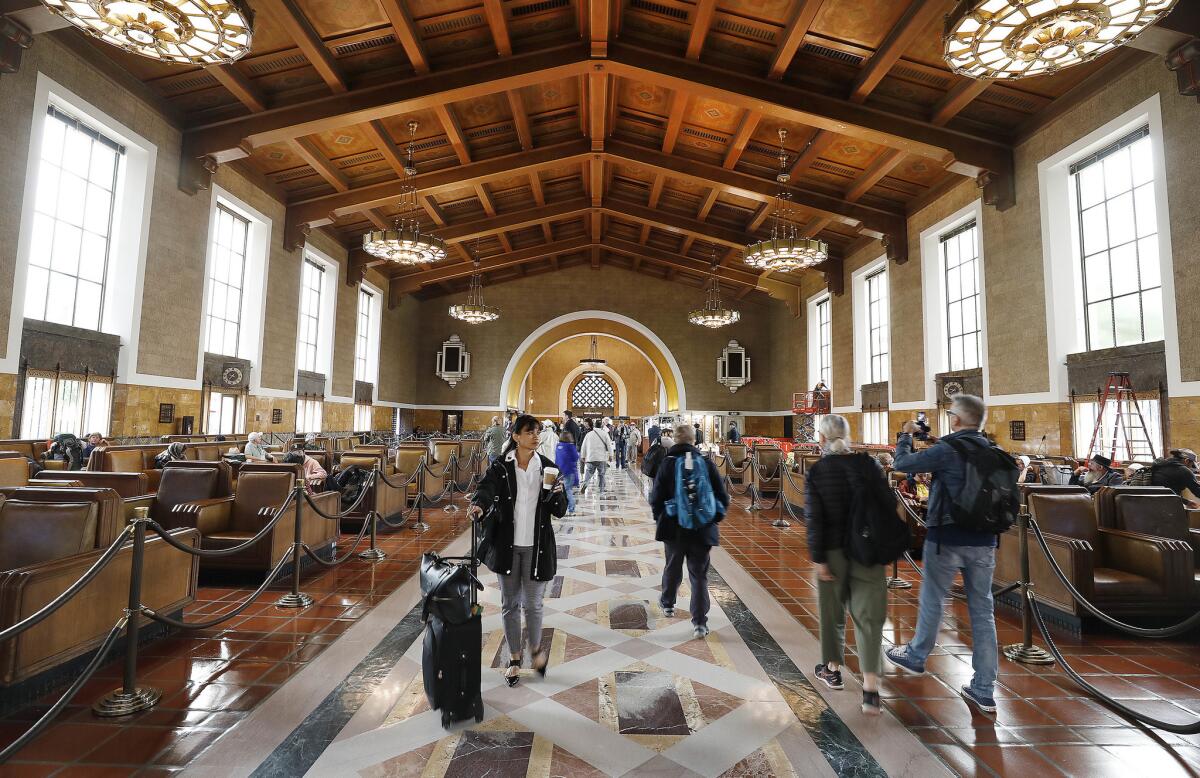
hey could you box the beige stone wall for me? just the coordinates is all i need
[109,385,203,438]
[411,263,777,412]
[526,334,658,418]
[983,402,1074,456]
[1168,396,1200,452]
[743,415,786,437]
[372,405,394,431]
[323,400,354,432]
[0,373,16,437]
[378,281,420,404]
[245,394,296,434]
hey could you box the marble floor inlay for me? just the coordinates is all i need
[270,468,920,777]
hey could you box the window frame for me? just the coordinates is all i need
[354,285,380,385]
[296,257,325,374]
[941,220,982,372]
[866,268,889,384]
[817,297,832,388]
[354,403,372,431]
[296,396,323,434]
[203,203,251,357]
[19,369,113,439]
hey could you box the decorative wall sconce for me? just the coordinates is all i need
[717,340,751,393]
[436,335,471,387]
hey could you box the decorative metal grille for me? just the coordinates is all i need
[571,375,615,410]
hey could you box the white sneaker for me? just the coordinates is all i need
[693,625,710,640]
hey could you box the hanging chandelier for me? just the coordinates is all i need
[363,120,446,266]
[41,0,253,64]
[579,336,606,378]
[689,247,740,328]
[448,254,499,324]
[944,0,1179,80]
[743,128,828,273]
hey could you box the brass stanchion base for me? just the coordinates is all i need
[93,686,161,717]
[275,592,314,609]
[886,577,913,590]
[358,548,387,561]
[443,505,458,513]
[411,520,429,532]
[1002,643,1055,665]
[771,518,790,528]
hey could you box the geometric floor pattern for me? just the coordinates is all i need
[307,471,866,777]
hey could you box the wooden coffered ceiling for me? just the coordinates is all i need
[18,0,1172,303]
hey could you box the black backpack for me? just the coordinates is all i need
[844,454,910,566]
[942,437,1019,534]
[642,444,666,478]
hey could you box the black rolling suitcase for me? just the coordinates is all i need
[420,519,485,728]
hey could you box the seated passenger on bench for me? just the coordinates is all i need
[1069,454,1123,494]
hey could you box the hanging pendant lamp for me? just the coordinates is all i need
[743,128,828,273]
[689,246,740,328]
[448,249,500,324]
[579,336,606,378]
[41,0,253,64]
[363,121,447,266]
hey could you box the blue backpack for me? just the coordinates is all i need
[665,451,718,529]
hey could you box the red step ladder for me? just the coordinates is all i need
[1085,372,1156,463]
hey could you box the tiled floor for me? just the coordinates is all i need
[720,485,1200,778]
[2,468,1199,776]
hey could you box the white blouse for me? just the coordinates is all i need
[507,450,542,547]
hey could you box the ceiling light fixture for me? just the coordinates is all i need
[363,120,446,266]
[689,246,741,328]
[943,0,1179,80]
[579,336,606,378]
[41,0,253,65]
[448,246,499,324]
[743,128,828,273]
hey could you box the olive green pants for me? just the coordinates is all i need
[817,548,887,675]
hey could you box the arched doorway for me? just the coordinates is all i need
[568,373,618,418]
[500,311,686,412]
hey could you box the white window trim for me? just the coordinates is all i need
[851,255,888,411]
[297,243,339,388]
[906,198,991,409]
[4,73,157,380]
[1039,93,1188,399]
[806,289,831,404]
[202,185,277,393]
[355,279,383,396]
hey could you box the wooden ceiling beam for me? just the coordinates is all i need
[696,188,719,221]
[639,223,651,244]
[436,198,591,242]
[507,90,534,150]
[290,139,590,226]
[481,0,513,57]
[603,198,752,250]
[849,0,949,104]
[589,155,604,207]
[378,0,430,74]
[685,0,718,60]
[184,44,588,164]
[845,147,905,202]
[529,172,545,205]
[768,0,825,79]
[605,42,1013,204]
[289,137,349,191]
[647,173,665,208]
[435,104,472,164]
[930,78,991,126]
[421,195,448,226]
[258,0,346,94]
[589,0,611,56]
[723,109,760,169]
[391,236,591,292]
[588,73,608,151]
[360,119,407,176]
[790,128,835,179]
[603,237,767,290]
[661,90,688,154]
[747,203,771,233]
[475,183,498,216]
[208,65,266,113]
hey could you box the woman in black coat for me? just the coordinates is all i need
[470,414,567,687]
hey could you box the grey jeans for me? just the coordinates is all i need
[497,546,548,655]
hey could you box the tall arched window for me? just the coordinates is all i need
[571,374,615,412]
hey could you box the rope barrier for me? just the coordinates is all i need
[148,491,294,557]
[299,516,374,567]
[0,619,125,763]
[0,523,133,643]
[300,471,377,521]
[141,552,293,631]
[1027,518,1200,639]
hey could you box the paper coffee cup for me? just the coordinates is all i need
[542,466,559,489]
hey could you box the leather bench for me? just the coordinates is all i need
[1112,493,1200,602]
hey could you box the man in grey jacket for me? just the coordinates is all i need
[482,416,506,463]
[884,394,1000,715]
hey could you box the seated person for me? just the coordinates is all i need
[876,452,894,471]
[45,433,86,470]
[81,432,110,463]
[1069,454,1124,493]
[898,472,931,503]
[153,442,187,469]
[285,450,328,494]
[244,431,269,461]
[1124,462,1144,481]
[1017,455,1039,484]
[1132,449,1200,507]
[302,432,322,452]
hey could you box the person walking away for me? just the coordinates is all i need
[537,419,558,461]
[726,422,741,444]
[648,421,661,446]
[579,421,613,495]
[886,394,1019,714]
[651,423,729,639]
[469,414,567,687]
[614,423,628,469]
[694,422,704,447]
[556,431,580,515]
[483,416,506,464]
[562,410,582,453]
[805,415,896,715]
[642,435,667,481]
[626,424,642,469]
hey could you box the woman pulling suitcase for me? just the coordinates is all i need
[469,413,568,687]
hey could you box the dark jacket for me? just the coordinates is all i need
[1069,467,1124,493]
[894,428,998,547]
[564,418,582,451]
[1147,457,1200,499]
[648,425,661,444]
[649,444,729,547]
[472,452,568,581]
[804,452,887,564]
[642,442,667,479]
[727,427,741,444]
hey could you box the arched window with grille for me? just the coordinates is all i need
[571,374,615,412]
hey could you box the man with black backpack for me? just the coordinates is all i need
[650,423,729,640]
[885,394,1018,715]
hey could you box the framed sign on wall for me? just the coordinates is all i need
[272,408,283,424]
[158,403,175,424]
[1010,420,1026,441]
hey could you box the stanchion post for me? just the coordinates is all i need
[1002,509,1055,665]
[276,478,314,609]
[359,468,387,561]
[444,454,459,513]
[413,457,429,532]
[94,507,161,716]
[886,556,912,590]
[771,466,790,528]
